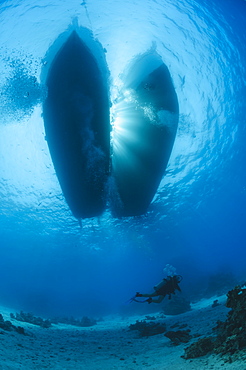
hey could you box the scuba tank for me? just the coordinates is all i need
[154,275,183,292]
[154,278,167,291]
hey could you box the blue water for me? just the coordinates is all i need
[0,0,245,319]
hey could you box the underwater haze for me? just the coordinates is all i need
[0,0,246,319]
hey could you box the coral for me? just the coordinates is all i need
[11,312,98,329]
[0,313,25,335]
[170,322,188,329]
[10,311,52,328]
[212,299,220,308]
[145,315,156,321]
[79,316,97,327]
[129,320,166,337]
[15,326,25,335]
[213,286,246,355]
[164,330,192,345]
[183,285,246,361]
[182,337,214,359]
[183,337,214,358]
[162,296,191,315]
[50,316,97,327]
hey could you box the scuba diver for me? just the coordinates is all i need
[130,265,182,304]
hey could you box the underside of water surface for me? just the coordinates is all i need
[0,0,245,317]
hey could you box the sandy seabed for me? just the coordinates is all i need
[0,295,246,370]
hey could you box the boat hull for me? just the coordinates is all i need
[43,31,110,219]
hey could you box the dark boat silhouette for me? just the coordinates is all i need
[111,52,179,217]
[43,31,110,219]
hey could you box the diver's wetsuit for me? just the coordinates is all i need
[155,276,182,297]
[133,274,182,304]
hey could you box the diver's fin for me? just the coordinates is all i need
[132,298,150,303]
[126,295,150,304]
[125,294,138,304]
